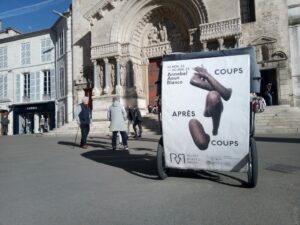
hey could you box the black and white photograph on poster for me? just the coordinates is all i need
[162,55,250,171]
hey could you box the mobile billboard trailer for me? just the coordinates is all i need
[156,47,261,188]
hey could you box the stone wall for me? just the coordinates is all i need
[241,0,292,105]
[288,0,300,107]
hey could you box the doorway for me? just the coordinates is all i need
[260,69,278,105]
[148,58,162,106]
[84,88,93,110]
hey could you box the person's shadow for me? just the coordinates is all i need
[81,150,159,180]
[58,138,250,186]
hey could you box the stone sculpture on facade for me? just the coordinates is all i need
[110,63,115,90]
[120,64,126,86]
[158,22,168,42]
[99,65,104,89]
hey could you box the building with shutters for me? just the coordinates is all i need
[0,29,56,135]
[0,8,72,135]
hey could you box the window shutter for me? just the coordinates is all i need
[50,69,56,99]
[36,71,40,101]
[0,76,3,98]
[16,74,21,102]
[30,72,36,102]
[4,75,7,98]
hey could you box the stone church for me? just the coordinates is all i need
[72,0,293,119]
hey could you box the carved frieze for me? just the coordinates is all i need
[84,0,122,25]
[199,18,241,41]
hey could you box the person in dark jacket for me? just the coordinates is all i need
[133,105,142,138]
[1,113,10,136]
[126,104,134,136]
[74,96,92,148]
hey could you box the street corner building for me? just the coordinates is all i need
[0,10,72,135]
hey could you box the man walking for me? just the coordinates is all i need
[126,104,134,136]
[74,96,92,149]
[107,97,128,151]
[133,105,143,138]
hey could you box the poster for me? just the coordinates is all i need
[162,55,250,172]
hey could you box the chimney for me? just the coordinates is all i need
[0,20,2,31]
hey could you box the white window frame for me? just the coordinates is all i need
[0,47,8,69]
[21,42,31,65]
[43,70,51,97]
[58,30,65,57]
[23,72,30,100]
[59,66,65,97]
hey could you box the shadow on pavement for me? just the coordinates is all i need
[81,150,159,180]
[58,141,79,148]
[59,138,249,187]
[255,136,300,144]
[89,135,160,143]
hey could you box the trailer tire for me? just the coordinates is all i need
[157,137,168,180]
[247,137,258,188]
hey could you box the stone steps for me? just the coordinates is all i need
[47,105,300,135]
[46,114,162,136]
[255,105,300,134]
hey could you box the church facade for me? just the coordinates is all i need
[72,0,293,119]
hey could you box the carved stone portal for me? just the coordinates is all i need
[143,18,188,52]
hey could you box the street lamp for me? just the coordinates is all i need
[52,10,68,19]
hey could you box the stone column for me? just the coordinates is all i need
[201,41,208,51]
[235,35,241,48]
[92,60,100,96]
[115,57,122,94]
[103,58,110,94]
[218,38,224,50]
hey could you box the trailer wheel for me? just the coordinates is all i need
[157,137,168,179]
[247,137,258,188]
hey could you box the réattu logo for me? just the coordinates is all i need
[170,153,186,164]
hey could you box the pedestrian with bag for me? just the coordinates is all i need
[107,97,128,151]
[74,96,92,149]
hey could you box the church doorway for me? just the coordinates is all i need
[260,69,278,105]
[148,58,162,106]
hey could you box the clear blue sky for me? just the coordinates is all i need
[0,0,72,33]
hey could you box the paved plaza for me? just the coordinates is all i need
[0,134,300,225]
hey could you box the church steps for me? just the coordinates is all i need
[255,105,300,134]
[47,105,300,135]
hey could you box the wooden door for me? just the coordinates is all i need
[84,88,93,110]
[148,58,161,105]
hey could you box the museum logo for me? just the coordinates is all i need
[170,153,186,165]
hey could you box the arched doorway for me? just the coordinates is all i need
[107,0,208,109]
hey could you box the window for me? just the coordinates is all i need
[58,31,64,56]
[43,70,51,97]
[23,73,30,100]
[59,66,65,97]
[0,47,8,69]
[240,0,256,23]
[21,43,31,65]
[0,74,8,99]
[41,38,53,62]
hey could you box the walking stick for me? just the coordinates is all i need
[73,126,80,149]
